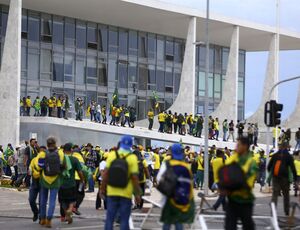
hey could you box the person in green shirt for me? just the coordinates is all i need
[59,143,84,224]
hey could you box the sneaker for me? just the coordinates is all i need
[72,208,81,216]
[33,213,38,222]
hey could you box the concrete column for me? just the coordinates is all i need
[247,34,278,127]
[0,0,22,146]
[282,82,300,130]
[136,16,196,128]
[211,26,239,123]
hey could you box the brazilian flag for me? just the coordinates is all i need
[112,88,119,106]
[152,91,159,110]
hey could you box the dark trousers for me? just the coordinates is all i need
[96,181,107,209]
[48,107,53,117]
[75,180,85,209]
[137,183,145,209]
[28,179,40,216]
[271,177,290,215]
[148,119,153,130]
[225,200,255,230]
[173,123,178,133]
[159,122,164,132]
[57,107,62,118]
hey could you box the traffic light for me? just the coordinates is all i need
[264,100,283,127]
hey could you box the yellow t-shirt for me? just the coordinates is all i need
[148,111,154,119]
[158,113,165,122]
[56,99,62,107]
[26,98,31,107]
[214,121,219,130]
[106,150,138,199]
[211,157,225,183]
[294,159,300,176]
[140,159,148,183]
[30,157,40,180]
[153,153,161,170]
[197,156,204,170]
[72,152,85,180]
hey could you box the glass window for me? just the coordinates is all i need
[53,52,64,82]
[87,23,97,49]
[208,73,213,98]
[98,61,107,86]
[129,30,138,56]
[40,49,51,73]
[87,91,97,104]
[199,45,206,70]
[214,74,221,99]
[22,10,28,37]
[28,12,40,42]
[28,48,39,80]
[1,10,8,36]
[174,71,180,94]
[156,66,165,92]
[53,16,63,45]
[21,46,27,71]
[138,64,147,90]
[166,40,174,61]
[137,100,146,120]
[118,62,128,88]
[214,46,222,74]
[98,25,107,52]
[65,18,75,47]
[64,53,75,82]
[198,72,205,96]
[148,34,156,59]
[157,36,165,61]
[238,81,244,101]
[76,55,85,84]
[109,27,118,53]
[148,65,156,90]
[222,47,229,74]
[128,62,137,82]
[76,21,86,49]
[139,32,147,58]
[209,47,214,72]
[41,14,52,37]
[239,51,245,74]
[174,41,183,63]
[119,30,128,56]
[86,56,97,84]
[165,67,173,86]
[108,59,117,82]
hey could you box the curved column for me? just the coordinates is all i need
[136,16,196,128]
[211,26,239,123]
[247,34,278,128]
[282,82,300,130]
[0,0,22,146]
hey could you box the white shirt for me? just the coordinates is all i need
[98,161,107,181]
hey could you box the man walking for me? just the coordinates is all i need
[147,108,154,130]
[101,135,142,230]
[268,142,297,216]
[295,128,300,150]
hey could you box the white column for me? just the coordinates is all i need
[247,34,278,127]
[168,16,196,115]
[0,0,22,146]
[135,16,196,128]
[211,25,239,123]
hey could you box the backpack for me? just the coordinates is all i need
[157,162,178,197]
[107,152,129,188]
[273,153,286,177]
[138,161,145,181]
[218,162,247,191]
[44,150,61,176]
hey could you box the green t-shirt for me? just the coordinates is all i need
[61,156,82,189]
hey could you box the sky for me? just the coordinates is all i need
[160,0,300,119]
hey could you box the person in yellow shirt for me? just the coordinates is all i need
[48,97,54,117]
[158,111,166,133]
[153,150,161,186]
[36,137,65,228]
[25,96,32,116]
[213,118,220,141]
[293,151,300,196]
[195,152,204,189]
[56,96,62,118]
[148,108,154,130]
[101,135,141,230]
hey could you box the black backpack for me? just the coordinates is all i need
[107,152,129,188]
[44,150,61,176]
[218,162,247,191]
[157,161,178,197]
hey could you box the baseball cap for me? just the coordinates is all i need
[171,143,184,160]
[119,135,133,151]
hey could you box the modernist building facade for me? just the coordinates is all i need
[0,0,299,146]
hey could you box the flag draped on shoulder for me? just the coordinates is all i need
[112,88,119,106]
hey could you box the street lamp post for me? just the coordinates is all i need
[203,0,210,196]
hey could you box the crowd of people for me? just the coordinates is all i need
[0,134,300,229]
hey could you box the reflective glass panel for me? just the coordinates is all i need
[156,67,164,92]
[41,49,52,73]
[157,36,165,61]
[76,55,85,84]
[118,63,128,88]
[53,52,64,82]
[41,14,52,36]
[148,34,156,59]
[64,53,75,82]
[108,59,117,82]
[139,32,147,58]
[128,62,137,82]
[119,30,128,55]
[138,64,147,90]
[98,25,107,52]
[53,16,63,45]
[148,65,155,84]
[129,30,138,56]
[174,41,183,63]
[28,48,39,80]
[98,61,107,86]
[28,12,40,41]
[65,18,75,47]
[87,56,97,84]
[165,67,173,86]
[76,21,86,49]
[109,28,118,53]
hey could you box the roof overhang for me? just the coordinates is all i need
[1,0,300,51]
